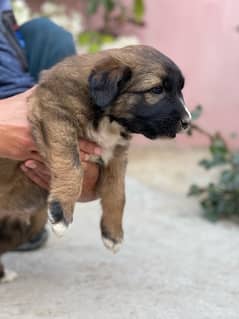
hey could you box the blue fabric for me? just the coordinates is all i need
[0,31,35,98]
[0,17,76,98]
[20,17,76,80]
[0,0,11,12]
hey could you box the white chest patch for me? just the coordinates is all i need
[85,117,128,164]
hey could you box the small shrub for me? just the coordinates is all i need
[188,106,239,221]
[81,0,145,52]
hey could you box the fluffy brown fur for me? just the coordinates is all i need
[0,45,191,281]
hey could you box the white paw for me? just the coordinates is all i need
[0,269,18,284]
[51,222,68,237]
[102,237,123,254]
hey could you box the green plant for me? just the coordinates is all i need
[79,0,145,53]
[87,0,145,29]
[78,30,115,53]
[188,106,239,221]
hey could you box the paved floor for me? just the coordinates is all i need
[1,145,239,319]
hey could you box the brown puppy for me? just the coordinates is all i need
[0,45,191,282]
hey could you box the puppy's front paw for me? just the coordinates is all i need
[101,223,123,254]
[102,237,123,254]
[48,200,69,237]
[51,221,68,237]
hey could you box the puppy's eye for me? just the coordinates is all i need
[149,86,163,94]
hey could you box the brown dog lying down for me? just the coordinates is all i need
[0,45,191,282]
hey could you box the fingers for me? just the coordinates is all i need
[21,161,50,190]
[79,139,102,156]
[25,138,102,162]
[26,150,90,166]
[24,160,50,177]
[78,162,100,202]
[21,140,101,201]
[79,150,92,162]
[28,150,45,162]
[21,160,99,201]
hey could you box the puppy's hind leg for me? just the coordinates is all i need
[0,216,32,284]
[0,217,28,284]
[0,223,18,284]
[0,260,18,284]
[0,209,47,284]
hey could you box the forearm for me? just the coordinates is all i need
[0,90,37,160]
[0,96,15,124]
[0,89,33,125]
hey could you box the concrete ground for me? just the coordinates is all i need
[1,144,239,319]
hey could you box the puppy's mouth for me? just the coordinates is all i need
[111,115,188,140]
[144,130,176,140]
[124,121,179,140]
[140,118,184,140]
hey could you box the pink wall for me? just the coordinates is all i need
[135,0,239,145]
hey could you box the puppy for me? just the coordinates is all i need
[0,45,191,282]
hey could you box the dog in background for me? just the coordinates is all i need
[0,45,191,282]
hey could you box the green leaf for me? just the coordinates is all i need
[199,159,214,169]
[203,208,220,222]
[190,105,203,121]
[78,31,116,53]
[188,184,204,196]
[133,0,145,23]
[87,0,100,15]
[89,42,102,53]
[101,33,115,43]
[220,169,234,184]
[78,31,94,45]
[209,135,229,166]
[210,135,228,156]
[232,174,239,189]
[231,152,239,166]
[102,0,115,12]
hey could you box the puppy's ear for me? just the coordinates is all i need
[88,57,132,109]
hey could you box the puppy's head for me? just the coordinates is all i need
[88,45,191,139]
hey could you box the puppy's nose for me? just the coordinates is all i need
[179,100,192,129]
[181,115,191,130]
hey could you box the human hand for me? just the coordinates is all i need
[0,88,41,161]
[0,88,101,202]
[21,139,101,202]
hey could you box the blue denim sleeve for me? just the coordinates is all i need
[0,0,11,12]
[0,32,35,99]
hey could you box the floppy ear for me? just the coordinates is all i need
[88,57,132,109]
